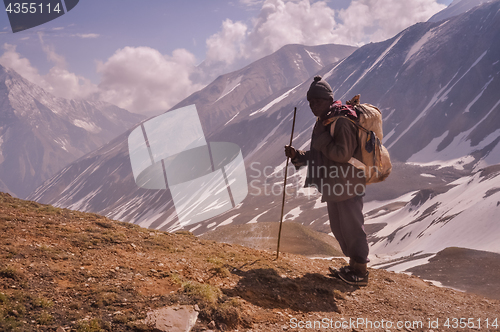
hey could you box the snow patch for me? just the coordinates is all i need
[404,29,438,64]
[363,191,417,219]
[214,213,240,229]
[248,211,267,224]
[383,108,396,121]
[345,34,404,98]
[305,50,323,67]
[383,128,396,143]
[420,173,435,178]
[73,119,100,133]
[214,76,242,103]
[408,98,500,167]
[375,254,436,273]
[224,113,239,126]
[285,206,302,220]
[322,58,347,81]
[250,84,301,116]
[464,76,495,113]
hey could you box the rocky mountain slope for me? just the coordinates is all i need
[0,65,144,198]
[1,192,499,332]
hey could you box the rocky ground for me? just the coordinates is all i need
[0,192,499,331]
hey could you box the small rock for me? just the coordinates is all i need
[208,320,216,329]
[144,305,198,332]
[194,304,200,311]
[56,328,65,332]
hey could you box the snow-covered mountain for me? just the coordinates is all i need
[321,0,500,167]
[26,44,358,227]
[367,164,500,271]
[28,0,500,243]
[0,65,144,198]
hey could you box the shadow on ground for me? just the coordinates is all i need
[223,266,356,313]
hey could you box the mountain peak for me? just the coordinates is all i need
[0,65,144,198]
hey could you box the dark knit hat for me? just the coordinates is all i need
[307,75,334,101]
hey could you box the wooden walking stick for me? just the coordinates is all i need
[276,107,297,259]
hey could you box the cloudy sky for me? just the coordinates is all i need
[0,0,453,116]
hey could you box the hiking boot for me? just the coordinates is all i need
[328,265,352,278]
[337,269,369,286]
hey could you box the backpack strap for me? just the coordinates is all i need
[324,115,368,135]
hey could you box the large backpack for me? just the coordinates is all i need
[327,97,392,184]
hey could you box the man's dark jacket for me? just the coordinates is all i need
[292,116,366,202]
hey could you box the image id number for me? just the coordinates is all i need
[6,2,61,14]
[444,318,498,329]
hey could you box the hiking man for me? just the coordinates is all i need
[284,76,369,286]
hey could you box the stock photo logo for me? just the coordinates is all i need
[4,0,79,33]
[128,105,248,227]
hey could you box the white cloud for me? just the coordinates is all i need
[206,0,447,67]
[0,43,45,87]
[336,0,446,45]
[96,46,203,116]
[246,0,338,57]
[0,42,201,116]
[74,33,100,39]
[239,0,265,7]
[0,42,97,100]
[206,19,248,65]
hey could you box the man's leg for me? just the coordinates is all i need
[326,201,349,257]
[327,195,368,263]
[328,195,369,285]
[336,195,369,265]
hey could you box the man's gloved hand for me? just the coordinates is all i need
[284,145,297,159]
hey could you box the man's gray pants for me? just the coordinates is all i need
[327,195,369,264]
